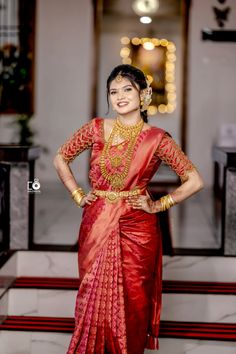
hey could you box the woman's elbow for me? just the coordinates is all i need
[187,170,204,192]
[195,174,204,192]
[198,179,204,191]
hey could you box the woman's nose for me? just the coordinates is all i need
[117,89,125,99]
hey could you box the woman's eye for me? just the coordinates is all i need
[110,91,116,95]
[124,87,132,92]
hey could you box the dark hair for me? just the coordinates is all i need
[106,64,149,123]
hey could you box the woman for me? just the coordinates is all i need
[53,64,204,354]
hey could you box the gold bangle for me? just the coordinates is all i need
[159,194,175,212]
[71,187,85,198]
[71,187,86,207]
[73,193,84,207]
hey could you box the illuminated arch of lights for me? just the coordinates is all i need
[120,36,177,115]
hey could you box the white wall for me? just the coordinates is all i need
[187,0,236,186]
[0,0,94,184]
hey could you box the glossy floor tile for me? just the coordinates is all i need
[7,288,76,317]
[16,251,78,278]
[0,331,236,354]
[2,251,236,282]
[149,339,236,354]
[7,287,236,323]
[163,255,236,282]
[161,293,236,323]
[0,331,71,354]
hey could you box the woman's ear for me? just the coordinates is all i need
[140,87,152,99]
[140,89,145,100]
[140,87,153,112]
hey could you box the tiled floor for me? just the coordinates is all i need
[34,181,220,250]
[1,331,236,354]
[5,287,236,322]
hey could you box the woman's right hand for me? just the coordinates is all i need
[80,190,97,207]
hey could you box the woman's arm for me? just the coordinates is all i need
[53,119,97,206]
[53,153,79,194]
[154,133,204,209]
[127,133,204,213]
[167,169,203,205]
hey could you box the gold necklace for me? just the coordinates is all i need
[100,118,144,190]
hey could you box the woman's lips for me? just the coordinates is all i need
[117,101,129,107]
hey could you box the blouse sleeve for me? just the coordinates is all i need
[155,133,196,183]
[56,119,95,164]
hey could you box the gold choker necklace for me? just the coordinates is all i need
[116,118,144,137]
[100,118,144,190]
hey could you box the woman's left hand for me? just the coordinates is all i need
[126,192,159,214]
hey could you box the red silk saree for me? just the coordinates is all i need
[58,118,194,354]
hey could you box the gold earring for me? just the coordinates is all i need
[140,87,152,112]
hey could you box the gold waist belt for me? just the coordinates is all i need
[94,188,141,203]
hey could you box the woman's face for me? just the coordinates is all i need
[109,77,141,116]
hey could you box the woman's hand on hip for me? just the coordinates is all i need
[80,190,97,207]
[126,192,160,213]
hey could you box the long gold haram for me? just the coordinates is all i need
[100,118,144,190]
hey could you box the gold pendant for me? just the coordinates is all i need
[111,156,122,168]
[112,177,124,189]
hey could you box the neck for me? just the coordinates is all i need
[116,111,142,126]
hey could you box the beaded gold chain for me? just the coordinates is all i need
[100,118,144,190]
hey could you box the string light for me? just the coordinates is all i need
[148,105,158,115]
[151,38,160,46]
[120,47,130,58]
[140,16,152,24]
[143,41,155,50]
[158,104,167,113]
[120,36,177,114]
[131,37,141,45]
[120,37,130,45]
[122,57,132,64]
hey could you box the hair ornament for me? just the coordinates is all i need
[140,76,152,112]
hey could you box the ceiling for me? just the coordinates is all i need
[101,0,182,35]
[103,0,181,19]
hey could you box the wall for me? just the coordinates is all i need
[0,0,94,184]
[187,0,236,186]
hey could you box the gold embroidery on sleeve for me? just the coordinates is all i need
[56,148,71,165]
[156,133,196,183]
[57,120,94,164]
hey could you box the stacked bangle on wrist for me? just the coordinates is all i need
[159,194,176,212]
[71,187,86,207]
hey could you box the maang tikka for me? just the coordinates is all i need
[115,72,123,82]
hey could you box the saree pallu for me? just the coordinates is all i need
[64,118,165,354]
